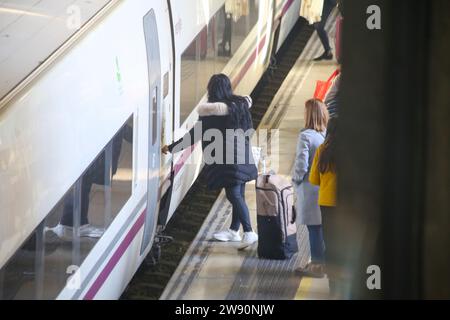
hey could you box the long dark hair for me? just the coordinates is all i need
[319,117,338,173]
[207,74,253,131]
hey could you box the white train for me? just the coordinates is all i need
[0,0,301,299]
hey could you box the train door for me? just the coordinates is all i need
[141,9,162,254]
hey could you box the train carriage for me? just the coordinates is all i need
[0,0,301,300]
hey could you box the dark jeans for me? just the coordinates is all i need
[313,0,337,52]
[307,225,325,264]
[225,183,252,233]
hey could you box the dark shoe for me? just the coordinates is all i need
[295,263,325,278]
[313,50,333,61]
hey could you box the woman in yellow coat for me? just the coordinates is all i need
[309,117,339,297]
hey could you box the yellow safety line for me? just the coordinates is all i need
[294,277,313,300]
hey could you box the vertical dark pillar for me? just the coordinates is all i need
[338,0,431,299]
[423,0,450,299]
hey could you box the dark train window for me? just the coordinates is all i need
[0,116,134,299]
[180,0,259,124]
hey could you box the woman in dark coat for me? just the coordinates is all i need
[162,74,259,245]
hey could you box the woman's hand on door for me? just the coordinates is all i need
[162,145,170,155]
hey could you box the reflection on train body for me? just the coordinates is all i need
[180,1,259,123]
[0,117,133,299]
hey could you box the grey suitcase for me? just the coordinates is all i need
[255,174,298,259]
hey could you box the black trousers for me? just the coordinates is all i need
[313,0,337,52]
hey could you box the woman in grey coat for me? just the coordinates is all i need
[292,99,329,277]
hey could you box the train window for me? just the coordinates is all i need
[0,116,134,299]
[180,0,259,124]
[0,226,44,299]
[110,117,134,219]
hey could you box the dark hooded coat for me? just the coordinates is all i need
[168,97,258,190]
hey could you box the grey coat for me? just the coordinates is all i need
[291,129,326,225]
[325,73,340,117]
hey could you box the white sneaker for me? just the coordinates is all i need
[46,224,104,240]
[242,231,258,245]
[213,229,242,242]
[79,225,104,238]
[46,224,73,241]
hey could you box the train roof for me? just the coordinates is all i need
[0,0,112,102]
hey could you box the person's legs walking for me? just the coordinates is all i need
[214,184,246,242]
[214,184,257,243]
[226,184,242,232]
[314,20,331,53]
[54,176,103,239]
[313,0,337,61]
[239,183,252,231]
[226,183,252,232]
[237,183,258,244]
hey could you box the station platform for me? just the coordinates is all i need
[161,11,339,301]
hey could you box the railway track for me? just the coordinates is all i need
[121,19,313,300]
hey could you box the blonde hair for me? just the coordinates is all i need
[304,99,329,132]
